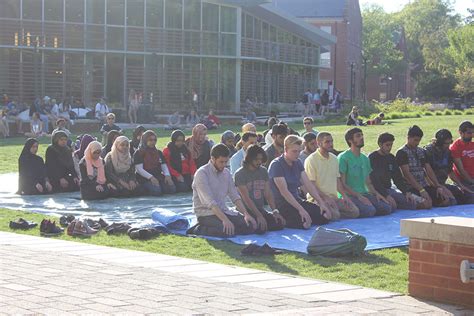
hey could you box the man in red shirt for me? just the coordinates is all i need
[450,121,474,204]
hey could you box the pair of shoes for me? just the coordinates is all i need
[241,243,283,256]
[67,219,98,237]
[106,223,132,235]
[59,215,75,227]
[40,219,64,237]
[9,218,37,230]
[84,219,101,231]
[127,227,161,240]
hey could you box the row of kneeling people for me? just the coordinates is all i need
[17,121,474,237]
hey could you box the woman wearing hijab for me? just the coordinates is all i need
[133,130,176,196]
[73,134,95,180]
[101,130,121,158]
[130,125,146,155]
[163,130,196,192]
[185,124,211,169]
[221,130,237,158]
[45,130,79,192]
[79,141,113,200]
[18,138,53,195]
[105,136,143,197]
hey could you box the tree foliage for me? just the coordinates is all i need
[446,24,474,96]
[362,5,405,76]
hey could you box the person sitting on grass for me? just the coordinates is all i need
[265,123,288,168]
[269,135,331,229]
[134,130,176,196]
[18,138,53,195]
[130,125,146,155]
[52,117,71,138]
[230,131,258,175]
[203,109,221,130]
[450,121,474,195]
[189,144,257,237]
[346,106,363,126]
[299,132,318,164]
[166,111,181,130]
[100,113,121,144]
[242,108,257,124]
[25,112,47,138]
[424,129,474,205]
[95,97,110,122]
[304,132,359,220]
[186,109,200,128]
[302,117,319,136]
[79,141,115,200]
[105,136,143,197]
[369,133,420,210]
[396,125,453,209]
[185,123,212,169]
[235,144,286,233]
[45,131,79,192]
[101,130,121,159]
[221,130,237,158]
[338,128,392,217]
[73,134,95,180]
[163,130,196,193]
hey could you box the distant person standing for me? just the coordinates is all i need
[128,89,139,124]
[313,89,321,115]
[303,89,312,117]
[321,90,329,116]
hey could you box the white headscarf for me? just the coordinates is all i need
[107,136,132,173]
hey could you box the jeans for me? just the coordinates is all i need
[142,178,176,196]
[349,193,392,218]
[190,213,255,237]
[276,199,329,229]
[39,114,49,133]
[387,188,416,210]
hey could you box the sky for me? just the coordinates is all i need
[359,0,472,17]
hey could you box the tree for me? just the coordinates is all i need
[362,5,405,76]
[446,24,474,97]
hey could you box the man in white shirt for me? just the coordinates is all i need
[95,98,110,122]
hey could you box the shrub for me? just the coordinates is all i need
[454,110,463,115]
[466,109,474,115]
[444,110,452,115]
[373,98,430,114]
[435,111,443,116]
[423,112,433,116]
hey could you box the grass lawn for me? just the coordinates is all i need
[0,114,472,294]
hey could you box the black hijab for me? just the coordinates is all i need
[51,130,74,169]
[18,138,46,194]
[167,130,189,174]
[131,125,146,150]
[103,130,122,154]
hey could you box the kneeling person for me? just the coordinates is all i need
[235,145,286,233]
[269,135,331,229]
[190,144,257,237]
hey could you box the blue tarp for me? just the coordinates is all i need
[1,173,474,253]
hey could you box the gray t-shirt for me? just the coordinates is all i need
[234,166,269,210]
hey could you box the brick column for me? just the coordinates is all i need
[401,217,474,308]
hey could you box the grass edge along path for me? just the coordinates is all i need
[0,209,408,294]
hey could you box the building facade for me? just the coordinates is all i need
[273,0,363,101]
[0,0,334,113]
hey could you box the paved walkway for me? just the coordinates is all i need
[0,232,472,315]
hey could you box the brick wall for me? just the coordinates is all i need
[408,238,474,308]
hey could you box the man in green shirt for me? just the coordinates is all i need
[338,128,392,217]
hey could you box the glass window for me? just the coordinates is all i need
[220,6,236,33]
[270,25,276,42]
[1,0,20,19]
[64,24,84,48]
[65,0,84,23]
[45,0,63,21]
[202,33,218,55]
[165,0,182,29]
[262,22,269,41]
[107,0,125,25]
[87,0,105,24]
[254,20,261,40]
[245,15,253,38]
[22,0,42,20]
[220,59,235,102]
[106,27,124,50]
[184,0,200,30]
[106,54,124,104]
[86,25,105,49]
[202,3,218,32]
[127,0,144,27]
[146,0,163,28]
[220,34,236,56]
